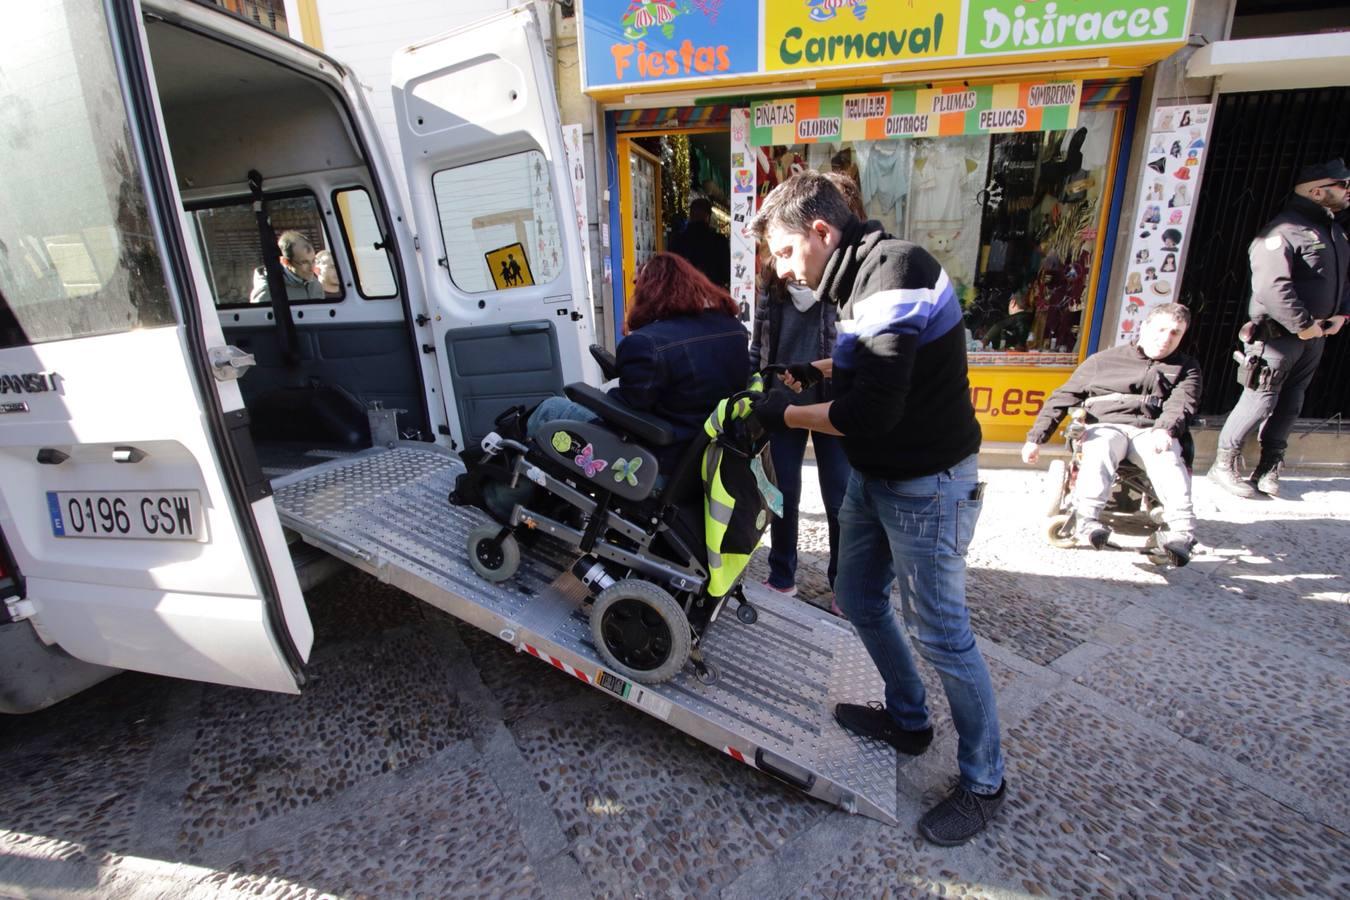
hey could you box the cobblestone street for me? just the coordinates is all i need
[2,463,1347,899]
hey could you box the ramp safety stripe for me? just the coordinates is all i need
[521,641,592,684]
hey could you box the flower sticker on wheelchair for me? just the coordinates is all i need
[613,456,642,486]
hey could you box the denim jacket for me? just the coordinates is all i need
[612,311,750,461]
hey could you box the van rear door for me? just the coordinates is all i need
[391,5,597,449]
[0,0,311,695]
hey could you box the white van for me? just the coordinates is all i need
[1,0,595,708]
[0,0,899,824]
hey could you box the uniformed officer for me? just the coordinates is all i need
[1209,159,1350,498]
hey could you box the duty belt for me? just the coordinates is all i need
[1239,318,1290,343]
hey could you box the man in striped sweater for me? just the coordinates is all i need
[749,171,1005,846]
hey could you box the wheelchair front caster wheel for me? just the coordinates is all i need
[591,579,691,684]
[467,523,520,583]
[693,659,720,685]
[1045,513,1077,549]
[735,602,758,625]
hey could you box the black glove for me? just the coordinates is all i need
[750,389,792,434]
[783,362,823,390]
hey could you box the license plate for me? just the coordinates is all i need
[47,491,204,541]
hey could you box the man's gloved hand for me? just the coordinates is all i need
[749,390,792,434]
[782,362,823,392]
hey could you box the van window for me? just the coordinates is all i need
[333,188,397,298]
[431,150,563,294]
[189,194,339,307]
[0,0,177,349]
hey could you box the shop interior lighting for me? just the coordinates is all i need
[621,81,817,107]
[881,57,1110,86]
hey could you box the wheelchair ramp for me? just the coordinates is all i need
[272,444,898,825]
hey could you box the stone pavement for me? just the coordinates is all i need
[1,465,1347,899]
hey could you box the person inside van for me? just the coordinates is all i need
[250,230,326,304]
[314,249,342,298]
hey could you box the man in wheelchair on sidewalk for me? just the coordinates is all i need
[1021,303,1202,566]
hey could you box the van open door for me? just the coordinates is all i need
[0,0,311,700]
[391,4,597,449]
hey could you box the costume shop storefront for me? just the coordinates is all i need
[579,0,1194,441]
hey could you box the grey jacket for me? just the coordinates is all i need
[250,265,325,304]
[1247,194,1350,334]
[747,278,838,406]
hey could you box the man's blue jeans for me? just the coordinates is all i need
[834,454,1004,795]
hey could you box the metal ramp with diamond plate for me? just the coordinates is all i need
[272,443,898,824]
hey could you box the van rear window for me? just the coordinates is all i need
[189,194,341,307]
[0,0,177,349]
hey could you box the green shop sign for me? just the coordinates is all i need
[964,0,1189,55]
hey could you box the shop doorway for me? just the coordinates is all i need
[616,125,732,314]
[1178,85,1350,420]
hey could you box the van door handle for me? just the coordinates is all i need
[209,345,257,381]
[36,448,69,465]
[509,322,549,335]
[113,446,147,464]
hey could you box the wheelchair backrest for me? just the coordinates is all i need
[536,419,660,502]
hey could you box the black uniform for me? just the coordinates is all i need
[1217,193,1350,456]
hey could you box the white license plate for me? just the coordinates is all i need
[47,490,204,541]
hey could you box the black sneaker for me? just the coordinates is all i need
[834,702,933,755]
[918,780,1007,846]
[1074,516,1110,550]
[1158,530,1197,567]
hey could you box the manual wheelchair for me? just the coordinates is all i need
[1042,394,1196,565]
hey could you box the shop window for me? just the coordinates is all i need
[333,188,397,298]
[761,107,1118,365]
[431,150,563,294]
[190,194,339,307]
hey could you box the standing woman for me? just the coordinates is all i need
[748,172,859,607]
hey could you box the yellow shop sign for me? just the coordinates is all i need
[968,366,1076,442]
[766,0,963,73]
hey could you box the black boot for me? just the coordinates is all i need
[1250,450,1284,497]
[1207,449,1258,499]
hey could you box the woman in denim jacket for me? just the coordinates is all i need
[529,252,748,475]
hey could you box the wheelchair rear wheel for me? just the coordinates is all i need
[1045,513,1077,548]
[591,579,691,684]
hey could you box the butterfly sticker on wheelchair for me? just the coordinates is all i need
[612,456,643,486]
[574,443,608,478]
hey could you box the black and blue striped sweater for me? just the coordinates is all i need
[823,220,982,480]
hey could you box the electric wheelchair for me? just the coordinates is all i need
[1043,393,1197,565]
[450,346,778,685]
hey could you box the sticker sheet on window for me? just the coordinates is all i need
[432,150,562,293]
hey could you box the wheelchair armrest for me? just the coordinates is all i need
[564,382,678,447]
